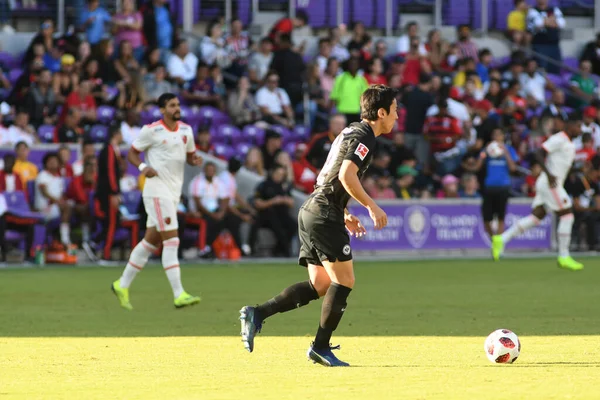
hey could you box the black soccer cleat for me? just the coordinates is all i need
[307,343,350,367]
[239,306,262,353]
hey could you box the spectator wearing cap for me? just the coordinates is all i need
[394,165,418,199]
[261,129,283,172]
[23,68,57,129]
[112,0,144,61]
[304,114,346,171]
[330,57,368,124]
[574,106,600,151]
[270,33,306,108]
[167,39,199,86]
[580,33,600,77]
[424,99,464,176]
[269,10,312,53]
[13,141,38,185]
[520,58,554,108]
[402,36,432,86]
[569,60,597,109]
[79,0,112,46]
[437,174,460,198]
[527,0,565,74]
[456,25,478,62]
[403,73,434,169]
[255,71,295,128]
[53,54,79,104]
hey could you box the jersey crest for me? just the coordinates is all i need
[355,143,369,160]
[182,135,188,145]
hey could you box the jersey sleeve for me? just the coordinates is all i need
[343,132,376,169]
[186,130,196,153]
[131,125,153,152]
[542,134,563,154]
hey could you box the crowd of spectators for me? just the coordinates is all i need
[1,0,600,257]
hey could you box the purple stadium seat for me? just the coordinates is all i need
[351,0,375,27]
[296,0,329,28]
[106,86,119,101]
[8,68,23,85]
[284,142,297,155]
[121,190,141,215]
[472,0,494,30]
[0,52,16,69]
[375,0,399,29]
[197,106,230,127]
[269,125,292,142]
[293,125,310,142]
[238,0,252,25]
[563,57,578,71]
[140,106,161,125]
[442,0,471,27]
[214,143,235,159]
[96,105,116,125]
[37,125,55,143]
[211,124,241,144]
[26,180,35,209]
[4,191,44,222]
[90,125,108,143]
[235,142,252,157]
[241,125,265,145]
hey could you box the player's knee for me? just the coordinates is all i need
[311,278,331,297]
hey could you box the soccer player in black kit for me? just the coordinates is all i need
[240,85,397,367]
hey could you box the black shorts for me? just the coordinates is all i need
[482,187,510,222]
[297,208,352,267]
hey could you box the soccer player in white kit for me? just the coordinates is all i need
[492,115,584,270]
[111,93,203,310]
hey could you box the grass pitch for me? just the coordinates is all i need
[1,258,600,399]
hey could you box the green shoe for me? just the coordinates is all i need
[491,235,504,261]
[174,292,201,309]
[111,280,133,311]
[557,256,584,271]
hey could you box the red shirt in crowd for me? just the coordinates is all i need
[0,171,25,194]
[423,114,462,153]
[292,159,317,194]
[67,175,96,205]
[55,91,97,140]
[365,74,388,86]
[60,163,74,178]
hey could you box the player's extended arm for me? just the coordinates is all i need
[128,147,158,177]
[186,152,202,166]
[339,160,387,229]
[535,148,556,187]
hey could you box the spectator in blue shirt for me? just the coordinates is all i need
[142,0,177,62]
[476,48,492,85]
[79,0,112,46]
[458,173,481,199]
[478,128,518,239]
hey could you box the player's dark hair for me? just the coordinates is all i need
[360,85,397,121]
[582,132,592,143]
[158,93,178,108]
[296,10,309,24]
[43,152,59,167]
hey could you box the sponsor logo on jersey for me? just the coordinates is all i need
[355,143,369,160]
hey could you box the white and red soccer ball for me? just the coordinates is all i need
[484,329,521,364]
[486,141,505,158]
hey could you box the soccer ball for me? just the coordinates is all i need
[484,329,521,364]
[486,141,504,158]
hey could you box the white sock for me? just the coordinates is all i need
[120,239,158,289]
[82,223,91,242]
[162,237,184,298]
[557,214,574,257]
[501,215,540,244]
[60,223,71,245]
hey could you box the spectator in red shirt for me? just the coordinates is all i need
[402,37,432,86]
[268,10,309,51]
[195,126,216,156]
[0,154,25,194]
[56,80,97,139]
[423,99,464,175]
[291,143,316,194]
[503,79,527,122]
[365,57,388,86]
[575,133,596,167]
[67,155,97,250]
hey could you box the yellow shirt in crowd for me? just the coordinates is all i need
[13,160,38,185]
[507,10,526,31]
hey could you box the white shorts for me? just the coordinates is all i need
[143,197,179,232]
[532,176,572,212]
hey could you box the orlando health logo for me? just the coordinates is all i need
[404,206,430,248]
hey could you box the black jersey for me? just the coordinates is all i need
[302,121,376,220]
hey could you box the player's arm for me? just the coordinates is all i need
[39,184,61,204]
[339,160,387,229]
[129,126,158,177]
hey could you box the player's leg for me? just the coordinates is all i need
[556,205,583,270]
[57,202,72,245]
[308,258,354,367]
[500,205,545,244]
[489,189,509,261]
[155,198,201,308]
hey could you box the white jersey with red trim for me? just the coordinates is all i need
[541,131,576,185]
[132,120,196,202]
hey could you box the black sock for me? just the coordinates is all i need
[255,280,320,321]
[313,282,352,350]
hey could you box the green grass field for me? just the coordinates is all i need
[1,258,600,399]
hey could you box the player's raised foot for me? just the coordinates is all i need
[557,256,584,271]
[239,306,262,353]
[307,343,350,367]
[491,235,504,261]
[111,280,133,311]
[174,292,201,308]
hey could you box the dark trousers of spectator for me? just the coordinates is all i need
[250,208,297,257]
[532,43,562,75]
[405,133,430,170]
[262,113,289,125]
[0,214,35,262]
[572,211,600,250]
[282,83,303,109]
[223,212,246,250]
[344,113,361,124]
